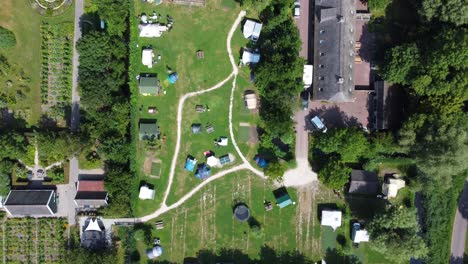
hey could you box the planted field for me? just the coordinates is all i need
[40,22,73,121]
[2,218,66,263]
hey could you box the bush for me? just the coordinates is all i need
[47,166,64,182]
[0,27,16,48]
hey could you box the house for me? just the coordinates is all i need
[195,163,211,180]
[139,119,160,140]
[352,223,370,243]
[382,176,406,198]
[312,0,354,102]
[273,188,293,208]
[243,19,262,41]
[74,180,108,208]
[241,49,260,65]
[138,24,168,37]
[244,92,257,110]
[321,210,342,231]
[139,185,155,200]
[219,154,232,165]
[147,245,163,259]
[81,218,107,250]
[191,123,202,134]
[139,76,159,95]
[184,157,197,172]
[4,190,57,216]
[142,48,154,68]
[348,170,379,194]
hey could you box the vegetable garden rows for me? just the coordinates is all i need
[40,22,73,121]
[2,218,66,263]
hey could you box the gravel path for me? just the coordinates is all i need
[70,0,83,133]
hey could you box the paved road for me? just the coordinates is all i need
[71,0,83,133]
[56,157,79,224]
[450,182,468,264]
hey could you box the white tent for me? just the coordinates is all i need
[207,156,218,167]
[352,229,370,243]
[142,49,154,68]
[139,185,155,200]
[218,137,228,146]
[138,24,167,38]
[321,210,342,231]
[146,245,163,259]
[244,93,257,109]
[85,219,103,232]
[242,50,260,65]
[243,20,262,41]
[382,178,406,198]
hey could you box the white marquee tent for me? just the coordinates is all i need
[138,24,168,38]
[321,210,342,231]
[139,185,155,200]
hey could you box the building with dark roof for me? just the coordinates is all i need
[139,76,160,95]
[4,190,57,216]
[313,0,355,102]
[81,218,107,250]
[74,180,108,208]
[139,119,160,140]
[348,170,379,194]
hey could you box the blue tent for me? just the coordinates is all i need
[254,156,268,168]
[195,163,211,180]
[168,73,178,84]
[184,157,196,172]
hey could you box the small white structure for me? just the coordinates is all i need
[382,177,406,198]
[244,93,257,109]
[142,49,154,68]
[321,210,342,231]
[141,14,148,23]
[85,218,104,232]
[243,19,263,41]
[241,50,260,65]
[303,65,313,88]
[207,156,219,167]
[139,185,155,200]
[146,245,163,259]
[218,137,229,146]
[139,24,168,38]
[352,223,370,243]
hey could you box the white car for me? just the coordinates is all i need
[294,0,300,18]
[310,116,327,133]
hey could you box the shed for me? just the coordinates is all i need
[273,188,293,209]
[321,210,342,231]
[233,204,250,221]
[352,223,370,243]
[184,157,197,172]
[241,50,260,65]
[219,155,231,165]
[146,245,163,259]
[142,48,154,68]
[349,170,379,195]
[139,185,155,200]
[382,177,406,198]
[139,120,160,140]
[244,93,257,110]
[139,76,159,95]
[243,19,262,41]
[195,163,211,180]
[191,124,202,134]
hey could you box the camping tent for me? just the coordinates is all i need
[139,185,155,200]
[242,50,260,65]
[218,137,228,146]
[244,93,257,109]
[254,156,268,168]
[191,124,202,134]
[243,20,262,41]
[382,177,405,198]
[138,24,167,37]
[184,157,197,172]
[195,164,211,180]
[207,156,218,167]
[274,188,293,209]
[352,223,370,243]
[234,204,250,222]
[321,210,342,231]
[168,73,178,83]
[85,219,104,232]
[146,245,163,259]
[142,49,154,68]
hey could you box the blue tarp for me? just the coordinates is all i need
[195,164,211,180]
[184,158,196,172]
[254,156,268,168]
[168,73,178,84]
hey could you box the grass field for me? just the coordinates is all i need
[0,0,74,126]
[131,0,255,216]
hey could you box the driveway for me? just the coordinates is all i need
[71,0,83,132]
[450,182,468,264]
[56,157,79,225]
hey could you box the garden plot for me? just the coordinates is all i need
[2,218,66,263]
[40,22,73,121]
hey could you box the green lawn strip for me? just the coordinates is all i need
[0,0,74,126]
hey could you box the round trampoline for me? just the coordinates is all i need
[234,204,251,222]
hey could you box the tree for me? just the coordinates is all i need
[368,0,391,13]
[0,160,12,196]
[368,206,428,262]
[420,0,467,25]
[65,247,119,264]
[264,161,287,182]
[314,128,370,163]
[95,0,129,37]
[0,132,28,161]
[0,27,16,48]
[381,43,420,85]
[318,157,351,190]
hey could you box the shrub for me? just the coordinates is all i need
[0,27,16,48]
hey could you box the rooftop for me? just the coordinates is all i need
[139,76,159,94]
[77,181,105,192]
[4,190,54,205]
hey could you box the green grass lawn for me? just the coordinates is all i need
[0,0,74,126]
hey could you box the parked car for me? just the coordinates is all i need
[294,0,300,18]
[310,116,327,133]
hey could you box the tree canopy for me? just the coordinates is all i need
[317,157,351,190]
[420,0,467,25]
[313,128,370,163]
[0,27,16,49]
